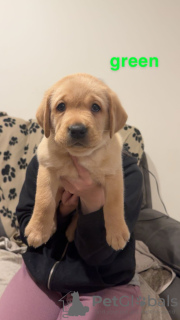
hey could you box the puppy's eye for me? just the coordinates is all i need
[91,103,101,112]
[56,103,66,112]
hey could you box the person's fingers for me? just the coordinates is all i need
[61,190,72,204]
[66,194,79,206]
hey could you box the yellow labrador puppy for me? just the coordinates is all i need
[25,73,130,251]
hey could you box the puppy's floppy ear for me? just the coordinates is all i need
[36,89,52,138]
[108,90,128,138]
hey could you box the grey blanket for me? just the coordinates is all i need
[135,241,175,319]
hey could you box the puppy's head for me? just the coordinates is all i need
[36,74,127,155]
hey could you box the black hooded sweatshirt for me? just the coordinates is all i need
[16,152,143,294]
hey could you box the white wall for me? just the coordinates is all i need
[0,0,180,221]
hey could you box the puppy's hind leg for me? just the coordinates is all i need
[25,165,61,248]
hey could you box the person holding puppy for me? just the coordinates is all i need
[0,149,143,320]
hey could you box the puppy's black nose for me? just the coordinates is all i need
[68,123,87,139]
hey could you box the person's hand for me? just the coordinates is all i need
[60,156,105,214]
[59,190,79,217]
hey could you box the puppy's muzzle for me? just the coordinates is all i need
[68,123,87,140]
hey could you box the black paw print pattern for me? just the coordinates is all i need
[0,206,12,218]
[141,143,144,151]
[33,145,38,154]
[0,125,3,133]
[131,153,139,160]
[19,124,28,135]
[11,215,18,229]
[18,158,28,169]
[132,128,142,143]
[0,206,18,229]
[3,151,12,161]
[123,143,130,151]
[29,122,40,134]
[0,187,5,202]
[24,144,29,154]
[3,118,16,127]
[124,125,132,131]
[8,188,17,200]
[9,137,18,146]
[0,112,7,117]
[1,165,16,182]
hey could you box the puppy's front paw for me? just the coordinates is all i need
[25,226,46,248]
[25,219,57,248]
[106,224,130,251]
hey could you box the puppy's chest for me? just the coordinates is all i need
[56,153,121,185]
